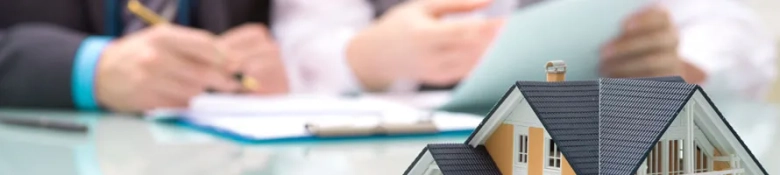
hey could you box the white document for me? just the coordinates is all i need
[440,0,651,113]
[152,94,483,141]
[186,111,482,140]
[186,94,428,118]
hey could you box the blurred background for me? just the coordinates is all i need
[746,0,780,101]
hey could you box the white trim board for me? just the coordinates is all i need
[691,90,766,174]
[468,87,524,147]
[504,98,544,129]
[407,150,434,175]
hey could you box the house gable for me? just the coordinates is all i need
[502,98,544,128]
[465,85,524,146]
[689,88,769,174]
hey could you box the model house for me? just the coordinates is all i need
[404,61,767,175]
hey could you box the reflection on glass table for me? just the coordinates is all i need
[0,99,777,175]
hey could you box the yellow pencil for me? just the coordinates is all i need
[127,0,260,92]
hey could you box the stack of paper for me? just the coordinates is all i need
[152,94,483,142]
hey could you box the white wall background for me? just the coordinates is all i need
[746,0,780,38]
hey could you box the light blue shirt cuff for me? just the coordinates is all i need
[72,36,113,110]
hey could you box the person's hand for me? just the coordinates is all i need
[217,23,289,94]
[96,24,239,113]
[346,0,504,91]
[599,5,705,83]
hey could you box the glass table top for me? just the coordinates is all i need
[0,100,778,175]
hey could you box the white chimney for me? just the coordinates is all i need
[545,60,566,82]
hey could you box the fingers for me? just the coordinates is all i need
[243,59,290,94]
[437,18,504,40]
[148,70,237,108]
[144,24,241,92]
[151,77,202,107]
[415,18,501,86]
[153,52,211,88]
[601,27,678,61]
[419,51,481,86]
[218,23,277,72]
[600,52,680,78]
[417,0,492,17]
[221,23,274,45]
[138,44,238,92]
[432,18,504,50]
[622,5,672,37]
[147,24,223,66]
[599,5,680,79]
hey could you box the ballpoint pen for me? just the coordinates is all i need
[127,0,260,92]
[0,116,89,133]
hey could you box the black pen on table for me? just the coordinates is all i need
[0,116,89,133]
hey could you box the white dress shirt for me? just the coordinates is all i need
[271,0,777,100]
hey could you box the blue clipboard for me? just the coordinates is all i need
[165,118,475,145]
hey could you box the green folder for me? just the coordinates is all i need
[440,0,651,114]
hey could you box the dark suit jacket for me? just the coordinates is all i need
[0,0,271,109]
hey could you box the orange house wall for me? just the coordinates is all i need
[713,148,732,170]
[561,156,576,175]
[529,127,545,175]
[484,124,514,175]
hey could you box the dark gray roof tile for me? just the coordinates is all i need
[517,80,600,175]
[598,78,696,175]
[426,144,501,175]
[628,76,686,82]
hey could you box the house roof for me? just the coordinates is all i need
[628,76,686,82]
[519,76,767,175]
[517,77,698,175]
[459,76,766,174]
[515,80,600,174]
[413,76,767,174]
[597,78,697,175]
[507,77,689,175]
[403,144,500,175]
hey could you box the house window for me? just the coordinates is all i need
[547,139,562,168]
[646,141,663,175]
[644,140,693,175]
[695,146,709,173]
[514,125,529,166]
[518,135,529,163]
[670,139,684,175]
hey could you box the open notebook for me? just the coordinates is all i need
[147,94,483,143]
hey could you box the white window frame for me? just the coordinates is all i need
[514,125,530,168]
[545,138,562,170]
[694,143,712,173]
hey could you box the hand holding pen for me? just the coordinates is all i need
[128,0,261,92]
[93,1,289,113]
